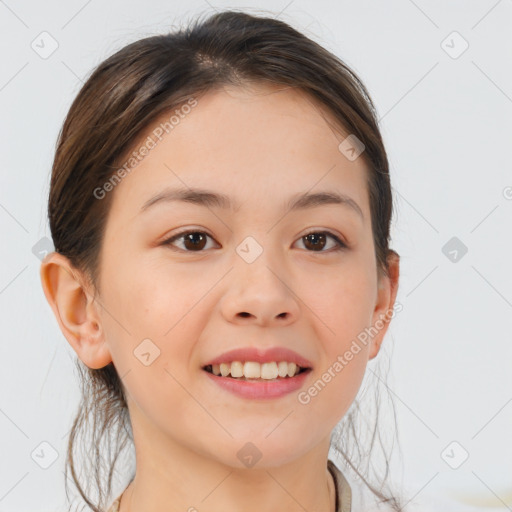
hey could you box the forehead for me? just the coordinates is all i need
[109,82,370,220]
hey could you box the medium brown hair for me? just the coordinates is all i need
[47,9,403,511]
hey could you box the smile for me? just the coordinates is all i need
[202,362,312,400]
[203,361,307,380]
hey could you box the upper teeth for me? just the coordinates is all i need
[210,361,302,379]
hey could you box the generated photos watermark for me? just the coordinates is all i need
[297,301,403,405]
[93,96,198,200]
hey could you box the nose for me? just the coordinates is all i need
[219,247,301,327]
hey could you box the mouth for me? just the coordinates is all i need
[201,355,313,399]
[202,361,312,381]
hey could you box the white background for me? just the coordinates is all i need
[0,1,511,511]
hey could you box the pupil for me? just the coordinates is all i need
[305,233,325,251]
[185,232,206,250]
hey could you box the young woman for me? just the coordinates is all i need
[40,10,407,512]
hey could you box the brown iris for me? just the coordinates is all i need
[302,233,327,251]
[182,232,208,250]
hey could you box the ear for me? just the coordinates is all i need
[368,250,400,361]
[39,252,112,369]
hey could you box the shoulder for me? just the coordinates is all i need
[357,488,483,512]
[328,459,482,512]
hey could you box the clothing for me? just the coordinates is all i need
[107,491,124,512]
[105,458,352,512]
[106,494,121,512]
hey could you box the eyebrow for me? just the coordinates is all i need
[140,187,364,220]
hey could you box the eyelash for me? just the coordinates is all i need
[160,229,347,253]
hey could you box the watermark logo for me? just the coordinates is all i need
[32,237,54,261]
[441,441,469,469]
[134,338,161,366]
[441,31,469,60]
[442,236,468,263]
[31,31,59,59]
[236,441,262,468]
[236,236,264,264]
[31,441,59,469]
[338,134,365,161]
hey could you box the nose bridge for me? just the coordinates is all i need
[220,233,300,324]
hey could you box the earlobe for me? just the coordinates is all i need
[40,252,112,369]
[368,250,400,360]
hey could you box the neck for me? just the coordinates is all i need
[118,430,337,512]
[120,465,336,512]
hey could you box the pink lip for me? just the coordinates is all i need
[202,347,313,369]
[203,368,312,400]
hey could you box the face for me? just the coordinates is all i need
[49,83,399,471]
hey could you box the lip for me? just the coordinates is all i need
[203,367,312,400]
[202,347,313,369]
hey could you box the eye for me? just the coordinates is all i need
[295,230,347,252]
[161,229,347,253]
[161,230,218,252]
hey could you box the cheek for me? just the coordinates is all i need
[99,258,212,405]
[305,262,377,342]
[301,262,375,411]
[102,272,205,429]
[101,256,207,340]
[299,308,370,424]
